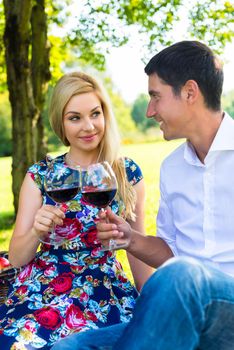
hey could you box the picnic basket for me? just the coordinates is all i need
[0,251,20,305]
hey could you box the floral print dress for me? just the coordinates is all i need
[0,155,143,350]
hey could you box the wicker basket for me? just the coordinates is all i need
[0,251,20,305]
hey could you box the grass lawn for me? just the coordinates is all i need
[0,139,183,280]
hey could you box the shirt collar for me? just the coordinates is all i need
[184,112,234,166]
[209,113,234,151]
[184,141,202,166]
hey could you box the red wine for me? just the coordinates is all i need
[47,187,80,203]
[83,189,117,207]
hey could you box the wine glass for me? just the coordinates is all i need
[41,160,81,246]
[81,161,127,251]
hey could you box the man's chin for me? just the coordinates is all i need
[163,133,171,141]
[163,133,178,141]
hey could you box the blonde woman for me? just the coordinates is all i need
[0,72,152,349]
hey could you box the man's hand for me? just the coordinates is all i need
[97,208,173,267]
[96,207,132,250]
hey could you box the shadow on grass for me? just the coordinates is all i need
[0,212,15,230]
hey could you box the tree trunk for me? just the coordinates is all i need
[3,0,50,214]
[31,0,51,160]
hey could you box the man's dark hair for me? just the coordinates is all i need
[145,41,223,111]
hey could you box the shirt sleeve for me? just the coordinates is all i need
[27,159,47,193]
[124,157,143,185]
[156,164,178,256]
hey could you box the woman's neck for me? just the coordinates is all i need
[65,150,99,168]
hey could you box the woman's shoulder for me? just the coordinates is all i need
[27,154,65,189]
[122,157,143,185]
[28,158,46,173]
[28,154,65,173]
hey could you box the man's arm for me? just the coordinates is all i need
[96,208,173,268]
[126,231,173,268]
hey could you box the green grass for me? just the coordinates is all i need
[0,139,183,279]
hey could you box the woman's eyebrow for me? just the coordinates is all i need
[64,105,101,116]
[64,111,81,116]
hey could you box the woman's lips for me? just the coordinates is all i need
[80,134,97,141]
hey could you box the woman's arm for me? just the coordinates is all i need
[126,179,154,291]
[9,173,65,267]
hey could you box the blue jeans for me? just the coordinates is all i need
[52,257,234,350]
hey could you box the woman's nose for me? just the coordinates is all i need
[82,118,95,131]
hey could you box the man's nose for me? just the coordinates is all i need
[146,100,155,118]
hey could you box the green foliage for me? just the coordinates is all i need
[131,93,155,131]
[111,93,137,136]
[0,2,6,92]
[41,85,63,151]
[1,0,234,86]
[188,1,234,53]
[66,0,234,69]
[0,92,11,156]
[43,0,234,75]
[103,77,137,137]
[222,90,234,118]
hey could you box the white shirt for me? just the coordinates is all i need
[157,113,234,276]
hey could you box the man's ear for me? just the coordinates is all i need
[181,80,199,104]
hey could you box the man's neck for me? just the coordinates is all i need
[188,111,224,164]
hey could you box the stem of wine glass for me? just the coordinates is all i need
[99,207,129,251]
[39,204,65,246]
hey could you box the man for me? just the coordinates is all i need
[52,41,234,349]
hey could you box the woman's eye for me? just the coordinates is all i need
[92,111,101,118]
[69,116,80,121]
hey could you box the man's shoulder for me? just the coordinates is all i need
[161,142,186,169]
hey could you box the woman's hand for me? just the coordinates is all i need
[32,204,65,241]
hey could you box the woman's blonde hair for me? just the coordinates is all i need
[49,72,136,220]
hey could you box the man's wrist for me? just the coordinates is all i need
[126,228,138,253]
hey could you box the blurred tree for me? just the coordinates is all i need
[104,77,137,137]
[131,93,155,131]
[222,90,234,119]
[1,0,234,213]
[0,92,11,156]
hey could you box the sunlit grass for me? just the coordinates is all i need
[0,140,183,280]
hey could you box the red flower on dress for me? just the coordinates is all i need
[70,265,86,274]
[86,310,98,322]
[34,258,51,270]
[81,228,99,247]
[18,264,33,282]
[96,255,108,265]
[118,275,128,283]
[25,320,36,333]
[15,285,28,296]
[55,218,82,240]
[44,265,57,277]
[91,247,101,257]
[49,272,74,295]
[34,306,62,330]
[65,304,87,329]
[80,292,89,304]
[29,173,35,181]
